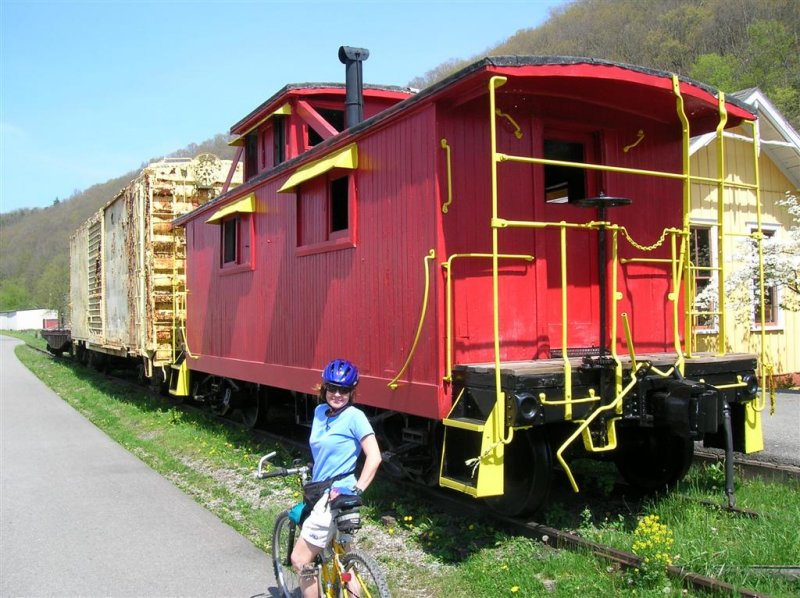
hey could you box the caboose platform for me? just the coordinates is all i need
[452,352,759,390]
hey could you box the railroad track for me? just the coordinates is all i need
[398,478,777,598]
[694,447,800,481]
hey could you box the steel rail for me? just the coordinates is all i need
[694,448,800,481]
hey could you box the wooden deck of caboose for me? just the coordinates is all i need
[453,352,759,389]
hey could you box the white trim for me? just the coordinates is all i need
[748,221,784,332]
[690,88,800,188]
[689,220,720,333]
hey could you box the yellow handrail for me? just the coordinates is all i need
[489,75,508,444]
[623,129,645,153]
[749,118,768,413]
[715,91,729,354]
[498,153,686,180]
[495,109,523,139]
[440,139,454,214]
[442,253,534,382]
[560,225,572,419]
[672,74,692,369]
[176,291,201,360]
[556,373,639,492]
[388,249,437,389]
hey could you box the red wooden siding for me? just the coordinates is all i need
[185,105,444,419]
[438,82,687,368]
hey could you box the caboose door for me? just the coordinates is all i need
[532,127,602,357]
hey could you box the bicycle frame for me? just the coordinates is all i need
[259,452,389,597]
[318,533,351,596]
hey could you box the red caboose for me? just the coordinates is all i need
[176,51,764,514]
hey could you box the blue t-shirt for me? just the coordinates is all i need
[309,404,374,492]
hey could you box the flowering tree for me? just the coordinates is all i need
[695,191,800,326]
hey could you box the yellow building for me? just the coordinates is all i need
[689,88,800,385]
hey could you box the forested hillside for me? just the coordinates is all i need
[411,0,799,128]
[2,0,798,317]
[0,135,235,317]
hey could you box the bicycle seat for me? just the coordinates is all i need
[330,494,363,511]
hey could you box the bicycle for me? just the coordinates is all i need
[256,451,391,598]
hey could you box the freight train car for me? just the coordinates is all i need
[70,154,242,383]
[173,51,768,514]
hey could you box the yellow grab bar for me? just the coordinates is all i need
[388,250,437,389]
[440,139,454,213]
[442,253,534,382]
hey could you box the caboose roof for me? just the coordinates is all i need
[426,55,755,127]
[230,82,416,138]
[178,55,756,226]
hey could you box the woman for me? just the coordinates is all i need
[290,358,382,598]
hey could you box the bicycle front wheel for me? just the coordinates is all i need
[272,511,300,598]
[340,550,391,598]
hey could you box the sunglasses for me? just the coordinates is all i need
[327,384,354,396]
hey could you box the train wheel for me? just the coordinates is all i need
[87,350,105,372]
[136,363,147,386]
[229,386,260,429]
[209,385,232,417]
[615,428,694,491]
[485,428,553,517]
[76,344,88,365]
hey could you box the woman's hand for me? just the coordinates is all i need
[329,487,341,500]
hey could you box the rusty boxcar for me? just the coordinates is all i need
[70,154,242,382]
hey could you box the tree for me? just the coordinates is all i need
[696,192,800,325]
[0,280,32,311]
[691,18,800,127]
[690,53,738,92]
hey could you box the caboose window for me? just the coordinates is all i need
[295,172,356,256]
[752,226,779,328]
[330,176,349,233]
[244,131,259,181]
[273,115,286,166]
[222,217,238,264]
[544,139,586,203]
[690,225,716,329]
[308,108,345,147]
[218,212,253,271]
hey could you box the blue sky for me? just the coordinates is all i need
[0,0,566,213]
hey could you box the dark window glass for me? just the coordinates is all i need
[330,176,349,232]
[544,139,586,203]
[223,218,238,263]
[273,115,286,166]
[308,108,345,147]
[244,132,259,181]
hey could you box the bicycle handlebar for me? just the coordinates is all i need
[257,467,289,479]
[255,451,311,480]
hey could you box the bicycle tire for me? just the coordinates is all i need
[272,511,301,598]
[339,550,391,598]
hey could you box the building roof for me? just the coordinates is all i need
[690,88,800,189]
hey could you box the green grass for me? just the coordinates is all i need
[6,331,800,597]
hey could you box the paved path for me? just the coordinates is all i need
[754,390,799,466]
[0,337,278,598]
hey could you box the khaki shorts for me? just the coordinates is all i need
[300,491,335,548]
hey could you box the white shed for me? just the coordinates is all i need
[0,309,59,331]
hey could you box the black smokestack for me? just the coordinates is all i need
[338,46,369,128]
